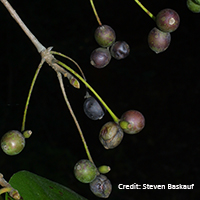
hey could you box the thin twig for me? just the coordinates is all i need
[1,0,46,53]
[57,72,94,164]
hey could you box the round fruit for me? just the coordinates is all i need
[156,9,180,32]
[74,159,97,183]
[120,110,145,134]
[1,130,25,155]
[90,47,111,68]
[187,0,200,13]
[110,41,130,60]
[90,174,112,198]
[148,27,171,54]
[83,96,105,120]
[94,25,116,47]
[99,121,124,149]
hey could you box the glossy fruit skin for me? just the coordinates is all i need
[156,9,180,32]
[110,41,130,60]
[90,47,111,68]
[1,130,25,155]
[90,174,112,198]
[148,27,171,54]
[83,96,105,120]
[187,0,200,13]
[74,159,97,183]
[99,121,124,149]
[194,0,200,5]
[95,25,116,47]
[120,110,145,134]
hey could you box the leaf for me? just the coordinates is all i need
[5,170,87,200]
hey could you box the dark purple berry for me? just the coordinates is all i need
[74,159,97,183]
[119,110,145,134]
[110,41,130,60]
[83,96,105,120]
[99,121,124,149]
[90,47,111,68]
[148,27,171,54]
[94,25,116,47]
[156,9,180,32]
[90,174,112,198]
[1,130,25,155]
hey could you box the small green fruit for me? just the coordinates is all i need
[1,130,25,155]
[187,0,200,13]
[98,165,111,174]
[94,25,116,47]
[74,159,97,183]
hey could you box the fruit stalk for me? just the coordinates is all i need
[57,72,94,164]
[56,60,120,123]
[134,0,156,20]
[90,0,102,25]
[21,60,44,132]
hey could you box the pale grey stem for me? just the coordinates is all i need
[57,72,94,164]
[1,0,46,53]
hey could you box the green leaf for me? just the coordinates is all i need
[5,170,87,200]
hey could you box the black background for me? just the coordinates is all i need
[0,0,200,199]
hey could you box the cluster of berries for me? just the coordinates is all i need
[90,25,130,68]
[148,8,180,54]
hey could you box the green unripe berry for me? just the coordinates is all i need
[98,165,111,174]
[187,0,200,13]
[74,159,97,183]
[1,130,25,155]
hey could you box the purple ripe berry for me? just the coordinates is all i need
[94,25,116,47]
[83,96,105,120]
[90,174,112,198]
[110,41,130,60]
[156,9,180,33]
[119,110,145,134]
[90,47,111,68]
[148,27,171,54]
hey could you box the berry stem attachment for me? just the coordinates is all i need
[21,59,45,132]
[57,72,94,164]
[56,60,120,123]
[89,0,102,26]
[134,0,156,21]
[0,173,21,199]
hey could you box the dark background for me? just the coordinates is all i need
[0,0,200,199]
